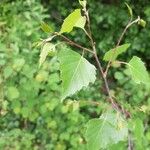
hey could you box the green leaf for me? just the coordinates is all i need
[85,112,128,150]
[21,107,29,118]
[39,43,56,67]
[32,40,43,48]
[7,87,20,100]
[58,48,96,100]
[60,9,86,33]
[40,21,53,33]
[75,16,86,29]
[128,118,145,149]
[4,66,13,79]
[13,58,25,71]
[128,56,150,84]
[103,43,131,61]
[79,0,87,8]
[138,19,146,27]
[125,3,133,19]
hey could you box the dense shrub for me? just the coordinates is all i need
[0,0,150,149]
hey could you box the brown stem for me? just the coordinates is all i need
[84,7,131,118]
[54,32,94,54]
[104,16,140,77]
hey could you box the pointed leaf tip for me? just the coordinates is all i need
[60,9,86,33]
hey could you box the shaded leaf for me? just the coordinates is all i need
[58,48,96,100]
[39,43,56,67]
[40,22,53,33]
[125,3,133,19]
[13,58,25,71]
[103,43,131,61]
[60,9,86,33]
[128,56,150,84]
[85,112,128,150]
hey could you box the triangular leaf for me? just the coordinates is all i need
[58,48,96,100]
[103,43,131,61]
[40,22,53,33]
[60,9,86,33]
[128,56,150,84]
[85,112,128,150]
[39,43,56,67]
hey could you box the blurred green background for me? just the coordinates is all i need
[0,0,150,149]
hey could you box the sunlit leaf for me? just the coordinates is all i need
[60,9,86,33]
[58,48,96,100]
[75,16,86,29]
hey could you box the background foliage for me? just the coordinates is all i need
[0,0,150,149]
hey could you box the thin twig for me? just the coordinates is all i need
[104,16,140,77]
[115,60,129,66]
[84,7,131,118]
[54,32,94,54]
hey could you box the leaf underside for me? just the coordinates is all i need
[58,48,96,100]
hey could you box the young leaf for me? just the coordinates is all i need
[128,56,150,84]
[125,3,133,19]
[79,0,87,8]
[39,43,56,67]
[85,112,128,150]
[75,16,86,29]
[58,48,96,100]
[138,19,146,27]
[40,22,53,33]
[103,43,131,61]
[60,9,86,33]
